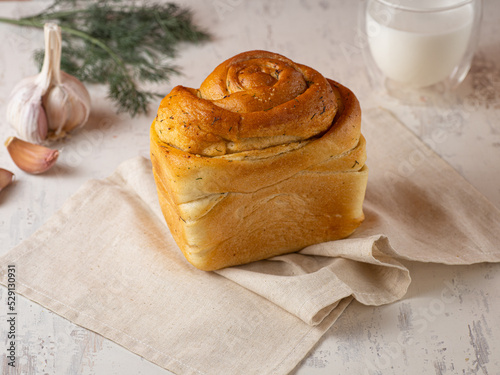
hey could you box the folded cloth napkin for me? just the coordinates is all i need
[1,107,499,375]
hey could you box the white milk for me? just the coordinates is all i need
[366,0,475,88]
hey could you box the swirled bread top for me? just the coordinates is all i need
[154,50,341,156]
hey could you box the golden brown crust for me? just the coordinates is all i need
[150,50,368,270]
[155,50,339,156]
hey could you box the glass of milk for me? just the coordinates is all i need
[360,0,482,92]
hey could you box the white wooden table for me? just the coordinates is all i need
[1,1,499,374]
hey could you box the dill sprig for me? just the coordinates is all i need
[0,0,210,116]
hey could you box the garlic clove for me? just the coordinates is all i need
[6,79,49,143]
[43,84,69,137]
[4,136,59,174]
[38,104,49,141]
[43,72,91,137]
[0,168,15,192]
[60,71,91,131]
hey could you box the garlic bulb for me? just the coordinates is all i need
[6,23,91,143]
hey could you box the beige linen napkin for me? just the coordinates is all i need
[1,107,500,375]
[356,108,500,264]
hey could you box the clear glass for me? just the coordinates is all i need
[358,0,482,98]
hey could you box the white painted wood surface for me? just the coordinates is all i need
[1,1,499,374]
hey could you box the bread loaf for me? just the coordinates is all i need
[150,50,368,270]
